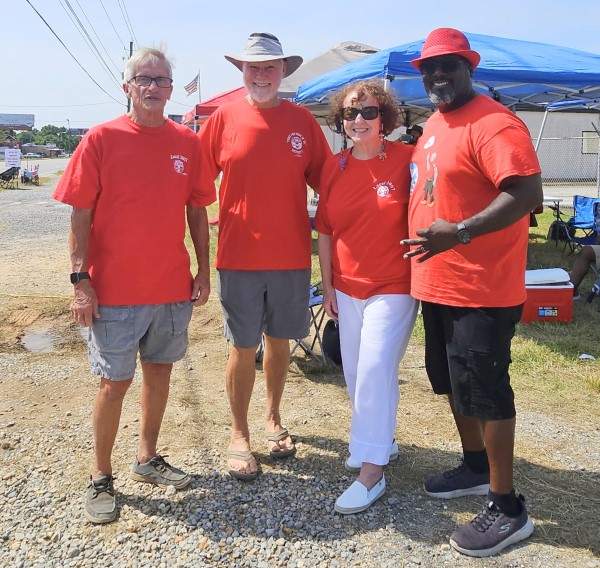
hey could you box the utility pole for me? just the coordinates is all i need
[126,40,134,113]
[66,118,71,153]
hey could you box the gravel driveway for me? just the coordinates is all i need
[0,180,599,568]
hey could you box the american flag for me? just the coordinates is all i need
[184,74,199,95]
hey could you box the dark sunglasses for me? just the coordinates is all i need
[420,58,463,75]
[342,106,380,121]
[129,75,173,88]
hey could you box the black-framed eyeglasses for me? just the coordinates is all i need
[129,75,173,88]
[419,58,463,75]
[342,106,380,121]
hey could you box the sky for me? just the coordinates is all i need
[5,0,600,129]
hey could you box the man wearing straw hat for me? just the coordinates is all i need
[402,28,543,556]
[198,33,331,480]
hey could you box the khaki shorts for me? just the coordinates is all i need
[88,302,193,380]
[217,269,310,348]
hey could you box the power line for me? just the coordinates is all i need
[58,0,122,89]
[115,0,138,46]
[73,0,122,75]
[23,0,125,107]
[97,0,126,52]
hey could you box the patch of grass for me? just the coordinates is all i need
[516,209,600,394]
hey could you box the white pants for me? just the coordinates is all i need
[336,289,418,466]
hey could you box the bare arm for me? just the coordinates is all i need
[317,233,338,319]
[403,173,543,262]
[187,205,211,306]
[69,207,99,326]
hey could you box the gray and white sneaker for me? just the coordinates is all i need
[85,474,117,524]
[424,460,490,499]
[131,455,191,489]
[345,441,400,472]
[450,494,534,557]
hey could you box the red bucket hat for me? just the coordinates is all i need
[411,28,480,70]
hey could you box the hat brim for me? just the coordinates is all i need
[224,54,303,78]
[411,49,480,70]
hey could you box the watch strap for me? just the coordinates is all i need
[70,272,90,284]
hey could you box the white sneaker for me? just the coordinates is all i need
[334,475,386,515]
[344,441,399,472]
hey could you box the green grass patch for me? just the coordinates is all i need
[515,209,600,394]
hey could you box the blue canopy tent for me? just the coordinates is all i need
[295,32,600,123]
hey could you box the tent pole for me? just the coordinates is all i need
[596,115,600,198]
[590,116,600,198]
[534,108,549,152]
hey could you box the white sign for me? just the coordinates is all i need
[4,148,21,168]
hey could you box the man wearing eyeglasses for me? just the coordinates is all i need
[54,48,214,524]
[402,28,543,557]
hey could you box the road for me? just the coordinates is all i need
[16,156,70,177]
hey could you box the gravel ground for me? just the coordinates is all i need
[1,180,599,567]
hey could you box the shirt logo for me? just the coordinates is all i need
[374,180,396,198]
[287,132,306,157]
[170,154,189,175]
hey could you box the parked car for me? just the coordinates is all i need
[24,152,43,158]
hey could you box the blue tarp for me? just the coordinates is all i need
[296,32,600,112]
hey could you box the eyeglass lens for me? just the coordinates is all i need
[420,59,461,74]
[342,106,380,120]
[132,76,173,88]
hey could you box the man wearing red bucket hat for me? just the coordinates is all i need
[402,28,543,557]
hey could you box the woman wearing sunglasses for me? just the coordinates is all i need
[315,80,417,514]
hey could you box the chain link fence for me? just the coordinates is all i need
[536,134,600,190]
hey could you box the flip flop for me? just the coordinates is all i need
[227,449,259,481]
[266,428,297,459]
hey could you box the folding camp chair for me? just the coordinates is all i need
[548,195,600,253]
[254,283,327,364]
[0,166,19,190]
[21,165,39,186]
[290,283,327,363]
[584,202,600,305]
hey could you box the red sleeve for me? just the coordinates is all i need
[188,133,217,207]
[314,157,337,235]
[52,130,102,209]
[474,123,541,189]
[305,115,333,193]
[196,111,223,201]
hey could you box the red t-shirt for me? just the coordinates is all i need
[408,95,541,307]
[53,115,215,305]
[198,98,331,270]
[315,142,412,299]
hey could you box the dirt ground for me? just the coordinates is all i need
[1,181,599,566]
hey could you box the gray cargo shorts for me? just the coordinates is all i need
[217,269,311,348]
[88,302,193,381]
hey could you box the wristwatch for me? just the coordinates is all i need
[456,222,472,244]
[70,272,90,284]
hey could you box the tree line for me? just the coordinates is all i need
[1,125,81,153]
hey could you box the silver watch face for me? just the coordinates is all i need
[457,229,471,244]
